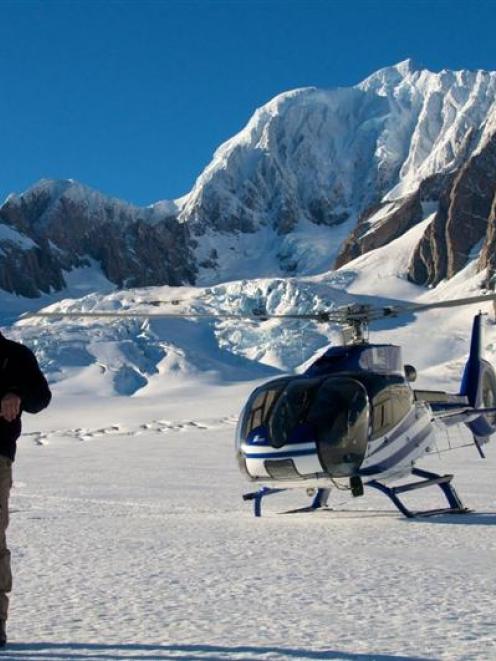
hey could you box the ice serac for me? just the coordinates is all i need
[0,179,196,297]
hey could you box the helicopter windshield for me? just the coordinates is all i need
[268,378,322,447]
[237,375,369,476]
[267,376,369,475]
[236,377,292,447]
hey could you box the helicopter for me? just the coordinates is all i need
[24,291,496,519]
[236,294,496,518]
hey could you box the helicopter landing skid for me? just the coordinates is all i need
[367,468,471,518]
[243,487,330,517]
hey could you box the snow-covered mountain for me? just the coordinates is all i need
[2,60,496,298]
[0,179,195,297]
[3,60,496,396]
[182,58,496,285]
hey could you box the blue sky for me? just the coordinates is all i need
[0,0,494,206]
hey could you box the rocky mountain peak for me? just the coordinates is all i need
[0,179,195,297]
[2,62,496,298]
[175,62,496,283]
[358,58,420,92]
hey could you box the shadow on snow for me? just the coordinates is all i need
[409,511,496,526]
[1,642,430,660]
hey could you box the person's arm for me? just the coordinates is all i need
[6,346,52,415]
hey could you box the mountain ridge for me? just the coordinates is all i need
[2,60,496,297]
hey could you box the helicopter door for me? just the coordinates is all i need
[307,377,369,477]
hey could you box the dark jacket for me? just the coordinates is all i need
[0,333,51,461]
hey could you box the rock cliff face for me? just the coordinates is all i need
[408,131,496,285]
[335,172,455,270]
[335,193,423,268]
[0,180,195,297]
[478,191,496,285]
[2,61,496,298]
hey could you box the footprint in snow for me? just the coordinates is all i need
[23,431,46,446]
[27,416,237,445]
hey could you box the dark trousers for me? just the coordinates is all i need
[0,456,12,621]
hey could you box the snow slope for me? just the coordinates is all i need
[9,202,496,397]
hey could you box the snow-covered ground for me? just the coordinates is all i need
[3,378,496,661]
[1,217,496,659]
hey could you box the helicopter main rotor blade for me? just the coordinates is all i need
[21,310,325,321]
[324,292,496,326]
[395,292,496,314]
[19,291,496,327]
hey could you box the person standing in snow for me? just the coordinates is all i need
[0,332,51,647]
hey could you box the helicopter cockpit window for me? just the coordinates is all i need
[239,380,289,441]
[239,375,373,478]
[268,379,322,448]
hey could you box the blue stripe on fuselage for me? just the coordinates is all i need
[367,409,417,458]
[360,424,432,476]
[244,448,318,460]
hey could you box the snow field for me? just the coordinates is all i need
[0,383,494,660]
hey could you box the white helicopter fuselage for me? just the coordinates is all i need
[239,399,436,490]
[360,400,435,482]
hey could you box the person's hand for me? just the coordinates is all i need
[0,393,21,422]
